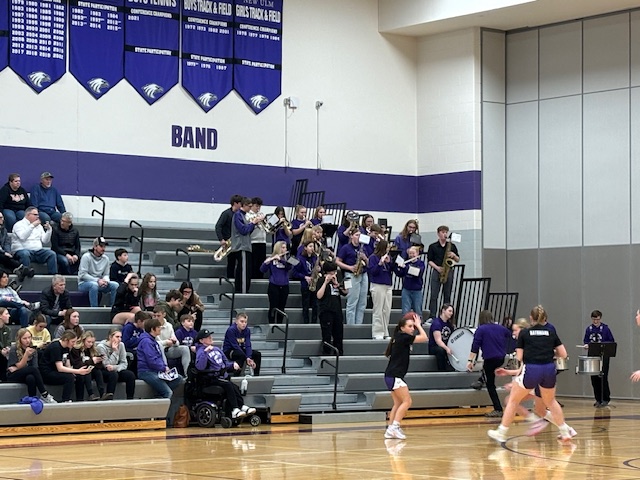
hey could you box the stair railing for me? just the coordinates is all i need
[269,309,290,374]
[320,342,340,411]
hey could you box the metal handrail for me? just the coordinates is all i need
[219,277,235,325]
[175,248,192,281]
[269,309,290,374]
[91,195,106,238]
[128,220,144,275]
[320,342,340,411]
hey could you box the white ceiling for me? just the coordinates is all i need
[380,0,640,36]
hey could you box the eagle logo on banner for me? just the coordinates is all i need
[28,72,52,89]
[250,94,269,110]
[142,83,164,99]
[198,92,218,108]
[88,78,110,95]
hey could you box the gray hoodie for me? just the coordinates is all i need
[78,249,111,285]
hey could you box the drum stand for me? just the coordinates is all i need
[587,342,617,403]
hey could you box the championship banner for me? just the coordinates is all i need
[9,0,67,93]
[181,1,233,113]
[124,0,179,105]
[234,0,282,114]
[0,0,8,72]
[69,0,124,99]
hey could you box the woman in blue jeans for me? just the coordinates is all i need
[395,246,426,319]
[137,316,184,427]
[0,271,32,326]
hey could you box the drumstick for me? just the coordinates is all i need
[450,354,459,362]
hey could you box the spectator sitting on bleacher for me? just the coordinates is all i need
[11,207,57,274]
[0,271,33,326]
[39,330,92,403]
[195,329,256,419]
[223,312,261,376]
[137,316,185,427]
[30,172,66,224]
[7,327,57,403]
[0,212,34,281]
[0,307,11,380]
[123,310,150,375]
[110,248,133,285]
[156,289,183,328]
[175,314,198,354]
[0,173,30,232]
[53,308,84,340]
[153,305,190,378]
[40,274,72,326]
[78,237,118,307]
[27,314,51,350]
[139,273,159,311]
[97,327,136,400]
[69,331,104,401]
[178,281,205,331]
[111,272,141,325]
[51,212,81,275]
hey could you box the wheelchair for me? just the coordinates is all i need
[184,366,261,428]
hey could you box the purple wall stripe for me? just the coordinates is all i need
[0,146,480,214]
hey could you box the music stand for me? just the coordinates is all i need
[587,342,617,403]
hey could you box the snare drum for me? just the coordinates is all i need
[447,328,483,372]
[554,357,569,372]
[577,356,601,375]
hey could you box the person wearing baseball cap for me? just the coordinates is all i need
[30,172,66,224]
[78,237,118,307]
[194,329,256,419]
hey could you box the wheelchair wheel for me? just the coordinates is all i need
[249,415,261,427]
[196,404,217,428]
[220,416,233,429]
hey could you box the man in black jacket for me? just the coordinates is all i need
[40,275,73,325]
[51,212,81,275]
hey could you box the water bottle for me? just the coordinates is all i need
[240,376,248,395]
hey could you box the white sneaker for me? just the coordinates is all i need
[488,428,507,443]
[241,405,257,415]
[526,418,549,436]
[41,393,57,404]
[373,336,384,340]
[394,426,406,440]
[232,408,247,419]
[384,427,395,439]
[557,426,577,440]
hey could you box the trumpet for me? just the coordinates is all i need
[213,241,231,262]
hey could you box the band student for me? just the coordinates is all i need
[336,228,369,325]
[582,309,614,407]
[230,197,261,293]
[215,195,243,279]
[426,225,459,318]
[290,205,312,254]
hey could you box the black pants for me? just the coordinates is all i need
[205,376,244,411]
[233,251,252,293]
[483,357,505,411]
[226,251,238,280]
[428,269,453,318]
[430,344,450,371]
[267,283,289,323]
[42,370,75,402]
[0,355,6,381]
[227,348,262,376]
[251,243,266,279]
[301,288,318,324]
[591,357,611,403]
[0,253,21,274]
[7,366,47,397]
[320,309,343,355]
[104,368,137,399]
[75,369,105,400]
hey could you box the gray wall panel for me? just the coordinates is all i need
[539,96,583,248]
[482,249,507,292]
[506,102,538,250]
[482,102,506,249]
[583,90,630,246]
[631,88,640,243]
[539,22,583,99]
[631,11,640,87]
[482,30,505,104]
[583,13,630,93]
[506,249,539,319]
[506,30,538,104]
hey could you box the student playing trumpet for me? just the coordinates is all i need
[291,205,312,254]
[272,206,292,248]
[260,241,292,324]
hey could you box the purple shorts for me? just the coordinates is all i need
[384,376,407,391]
[515,363,557,390]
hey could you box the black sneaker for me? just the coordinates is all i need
[471,380,484,390]
[13,265,27,282]
[27,268,35,278]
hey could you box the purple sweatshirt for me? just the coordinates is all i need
[223,323,253,358]
[195,343,234,378]
[260,259,291,286]
[470,323,511,360]
[137,332,167,374]
[367,254,393,286]
[395,258,426,291]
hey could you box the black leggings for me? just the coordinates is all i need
[7,366,47,397]
[42,370,75,402]
[104,369,137,399]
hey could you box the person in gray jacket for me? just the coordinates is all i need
[78,237,118,307]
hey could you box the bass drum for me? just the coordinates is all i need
[447,328,483,372]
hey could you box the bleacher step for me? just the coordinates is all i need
[299,411,386,424]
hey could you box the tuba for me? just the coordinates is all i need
[439,234,456,284]
[213,241,232,262]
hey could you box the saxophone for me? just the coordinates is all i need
[308,258,322,292]
[438,235,456,284]
[353,245,366,277]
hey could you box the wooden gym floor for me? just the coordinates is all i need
[0,398,637,479]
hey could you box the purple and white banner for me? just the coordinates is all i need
[9,0,67,93]
[234,0,283,114]
[181,1,233,113]
[69,0,124,99]
[0,0,8,72]
[124,0,179,105]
